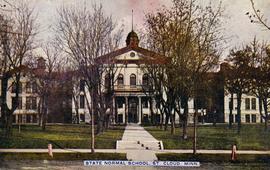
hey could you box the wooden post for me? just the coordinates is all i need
[48,144,53,158]
[231,144,237,161]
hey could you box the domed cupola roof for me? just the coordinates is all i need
[126,30,139,47]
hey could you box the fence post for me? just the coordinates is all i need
[48,144,53,158]
[231,144,237,161]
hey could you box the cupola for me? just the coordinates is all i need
[126,30,139,47]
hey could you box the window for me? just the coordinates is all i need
[18,115,22,123]
[252,114,256,123]
[142,74,149,86]
[11,82,22,94]
[80,95,85,109]
[130,52,135,57]
[12,97,22,109]
[130,74,136,86]
[118,74,124,86]
[251,98,256,110]
[32,82,37,93]
[26,81,38,93]
[26,115,31,123]
[26,82,31,93]
[32,115,37,123]
[245,98,250,110]
[79,80,85,91]
[26,97,37,110]
[245,114,250,123]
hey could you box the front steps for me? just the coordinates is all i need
[116,140,164,150]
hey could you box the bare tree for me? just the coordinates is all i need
[0,2,37,137]
[55,3,122,152]
[144,0,224,155]
[247,0,270,30]
[36,44,65,130]
[145,0,223,146]
[249,38,270,131]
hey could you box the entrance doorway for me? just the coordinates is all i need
[128,98,138,123]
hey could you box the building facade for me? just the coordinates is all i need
[1,32,267,125]
[72,30,198,124]
[224,93,263,123]
[0,58,72,124]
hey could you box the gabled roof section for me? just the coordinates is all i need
[96,46,168,65]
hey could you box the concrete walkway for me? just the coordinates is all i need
[116,123,163,161]
[1,149,270,154]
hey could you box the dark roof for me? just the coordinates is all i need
[96,46,168,64]
[126,30,139,46]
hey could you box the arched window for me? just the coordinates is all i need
[117,74,124,86]
[26,82,31,93]
[142,74,149,86]
[130,74,136,86]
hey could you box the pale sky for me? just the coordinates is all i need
[2,0,270,58]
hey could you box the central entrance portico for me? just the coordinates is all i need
[114,95,145,124]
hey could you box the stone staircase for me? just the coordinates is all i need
[116,140,164,150]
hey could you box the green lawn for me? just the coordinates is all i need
[157,153,270,163]
[0,124,125,149]
[0,152,127,161]
[145,124,270,150]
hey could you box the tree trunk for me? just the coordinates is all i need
[96,112,104,134]
[42,111,47,130]
[182,97,189,140]
[1,77,8,129]
[236,93,242,134]
[160,111,164,129]
[164,113,169,131]
[4,110,13,137]
[229,93,233,129]
[149,98,155,125]
[38,100,42,126]
[263,99,268,131]
[170,113,175,134]
[42,97,47,131]
[1,77,14,137]
[90,92,95,153]
[193,110,197,155]
[72,95,80,124]
[259,97,263,123]
[193,93,198,155]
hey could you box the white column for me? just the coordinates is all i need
[138,96,142,124]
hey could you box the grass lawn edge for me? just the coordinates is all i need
[156,153,270,163]
[0,152,127,161]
